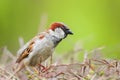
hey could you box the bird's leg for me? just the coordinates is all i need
[37,55,53,73]
[37,63,52,73]
[40,54,53,73]
[38,64,46,70]
[36,56,46,73]
[41,66,52,73]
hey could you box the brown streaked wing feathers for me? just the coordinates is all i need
[16,32,46,63]
[16,41,34,63]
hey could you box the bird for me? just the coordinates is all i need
[15,22,73,73]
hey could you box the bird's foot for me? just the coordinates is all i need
[37,64,52,73]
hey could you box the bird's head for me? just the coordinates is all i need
[49,22,73,39]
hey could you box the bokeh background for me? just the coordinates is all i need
[0,0,120,59]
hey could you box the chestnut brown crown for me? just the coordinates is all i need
[49,22,73,35]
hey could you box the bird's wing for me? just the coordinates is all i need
[16,32,46,63]
[16,40,35,63]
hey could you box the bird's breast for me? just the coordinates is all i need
[28,38,54,66]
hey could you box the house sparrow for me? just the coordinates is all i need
[15,22,73,73]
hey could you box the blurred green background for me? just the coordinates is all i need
[0,0,120,58]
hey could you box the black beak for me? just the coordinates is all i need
[66,29,73,35]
